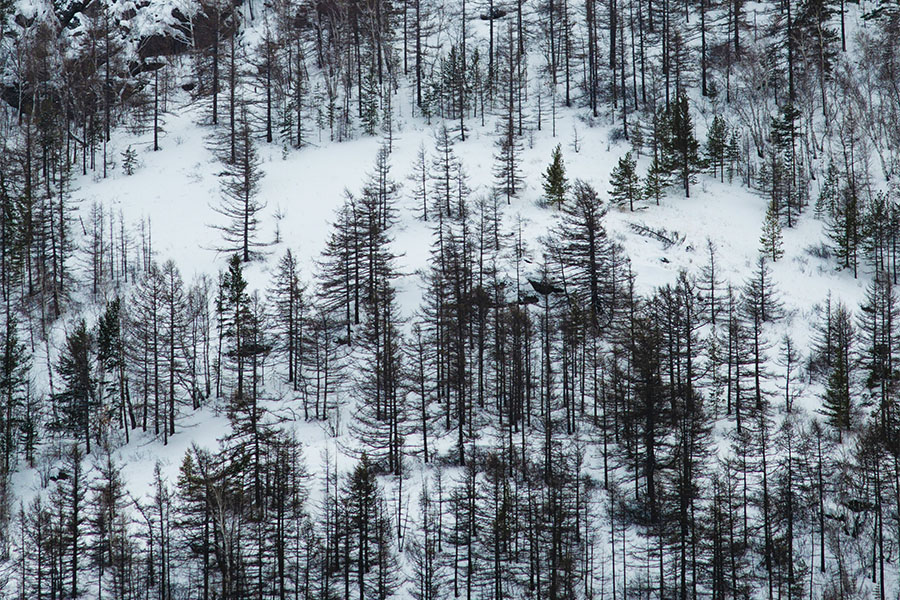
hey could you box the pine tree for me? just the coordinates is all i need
[220,291,274,513]
[777,335,803,413]
[96,298,132,443]
[609,151,642,211]
[665,93,705,198]
[727,131,741,183]
[706,115,728,182]
[542,144,568,209]
[430,124,468,219]
[52,321,97,452]
[793,0,840,114]
[631,122,645,156]
[644,154,671,205]
[220,254,253,403]
[743,255,784,324]
[19,495,54,600]
[361,71,381,136]
[698,238,723,326]
[130,263,166,437]
[760,104,804,229]
[121,146,137,175]
[317,199,362,342]
[547,180,614,331]
[739,261,780,421]
[760,199,785,262]
[174,446,218,599]
[0,315,29,473]
[344,454,399,600]
[267,431,312,599]
[815,162,840,219]
[820,302,855,438]
[828,182,861,277]
[407,475,445,600]
[143,462,174,600]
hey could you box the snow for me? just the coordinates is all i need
[52,64,874,488]
[3,0,884,594]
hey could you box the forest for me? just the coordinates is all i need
[0,0,899,596]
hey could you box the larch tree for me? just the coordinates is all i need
[212,107,266,262]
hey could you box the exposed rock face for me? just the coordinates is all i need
[137,4,237,60]
[0,84,27,114]
[2,0,237,113]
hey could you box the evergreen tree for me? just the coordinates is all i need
[644,154,671,205]
[707,115,729,182]
[317,199,362,342]
[547,180,615,331]
[862,191,894,274]
[815,162,840,219]
[820,302,855,438]
[828,182,861,278]
[142,462,174,600]
[727,131,741,183]
[793,0,840,111]
[156,260,189,443]
[0,315,29,472]
[52,321,97,452]
[361,71,381,136]
[121,146,138,176]
[760,199,785,262]
[96,298,132,443]
[19,495,55,600]
[220,289,275,514]
[430,124,468,220]
[743,255,784,324]
[407,475,446,600]
[409,143,429,221]
[664,93,705,198]
[609,151,642,211]
[344,454,398,600]
[130,264,167,437]
[174,446,218,599]
[220,254,253,403]
[698,239,723,326]
[542,144,568,209]
[760,104,804,229]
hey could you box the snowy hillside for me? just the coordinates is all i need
[1,0,899,596]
